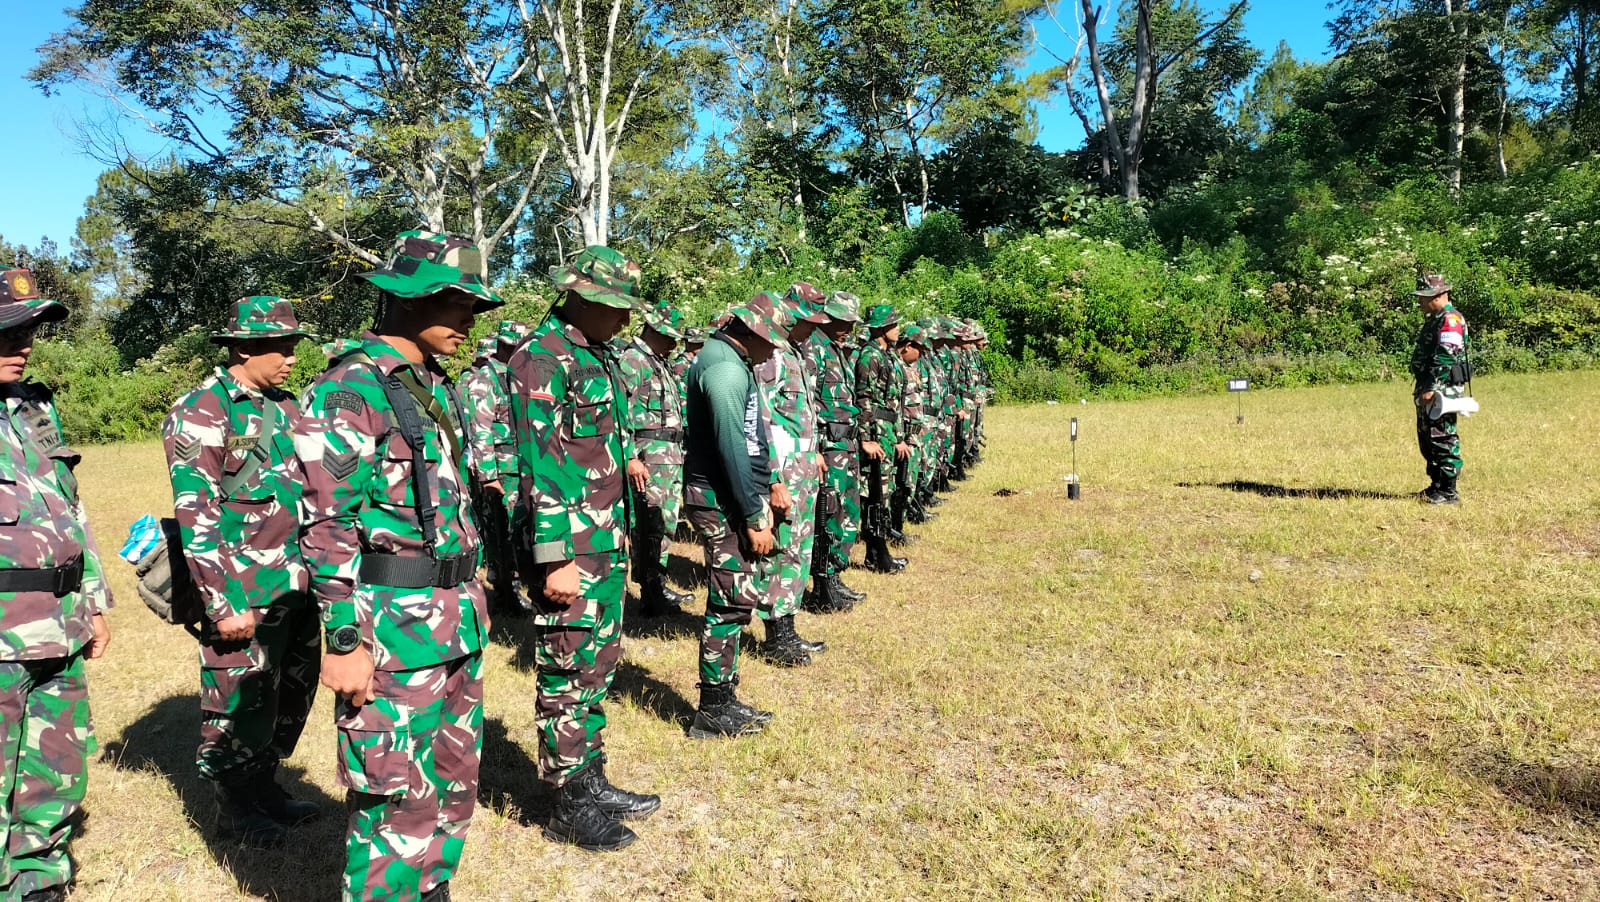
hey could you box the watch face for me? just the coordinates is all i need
[330,626,361,652]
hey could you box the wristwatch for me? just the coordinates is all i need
[326,625,362,655]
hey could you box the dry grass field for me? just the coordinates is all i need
[57,371,1600,900]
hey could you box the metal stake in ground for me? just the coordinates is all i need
[1067,416,1081,500]
[1228,378,1250,425]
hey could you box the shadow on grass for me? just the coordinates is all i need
[610,660,695,729]
[666,552,707,591]
[488,614,541,674]
[1178,480,1414,501]
[101,693,345,901]
[1479,753,1600,823]
[478,718,550,826]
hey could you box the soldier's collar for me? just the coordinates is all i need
[550,310,597,349]
[361,330,446,378]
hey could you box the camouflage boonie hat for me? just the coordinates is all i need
[211,295,311,344]
[899,322,929,348]
[1413,273,1452,297]
[643,303,686,340]
[863,304,900,330]
[0,269,68,331]
[684,327,708,346]
[784,282,826,307]
[363,230,504,311]
[729,292,791,347]
[780,287,829,327]
[823,290,862,323]
[495,319,530,348]
[550,246,641,309]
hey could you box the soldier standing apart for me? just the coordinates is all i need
[753,285,831,666]
[163,296,319,849]
[0,270,111,902]
[682,293,792,738]
[802,291,867,613]
[1410,274,1470,505]
[617,303,694,617]
[854,305,910,574]
[296,231,498,901]
[458,321,529,615]
[507,246,659,853]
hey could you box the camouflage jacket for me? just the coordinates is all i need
[854,340,902,446]
[294,333,487,672]
[0,383,112,661]
[755,342,819,485]
[903,356,933,438]
[1410,303,1468,397]
[616,336,685,468]
[508,313,634,566]
[803,331,858,453]
[458,356,515,484]
[164,367,309,623]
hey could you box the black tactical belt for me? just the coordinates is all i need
[873,407,898,422]
[635,427,684,443]
[360,551,479,589]
[822,420,858,441]
[0,556,85,596]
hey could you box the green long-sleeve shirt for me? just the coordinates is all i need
[684,335,773,527]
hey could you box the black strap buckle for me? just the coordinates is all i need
[54,556,85,596]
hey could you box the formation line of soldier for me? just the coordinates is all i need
[0,230,992,902]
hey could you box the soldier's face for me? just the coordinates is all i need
[237,337,301,388]
[0,325,38,383]
[414,293,478,357]
[746,335,776,365]
[898,344,920,364]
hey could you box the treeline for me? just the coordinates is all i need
[13,0,1600,442]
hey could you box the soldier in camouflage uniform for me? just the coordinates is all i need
[616,303,694,617]
[802,291,867,613]
[0,269,112,902]
[1410,274,1470,504]
[683,292,791,738]
[507,246,660,853]
[894,323,937,529]
[753,284,831,666]
[671,327,708,382]
[458,321,529,615]
[295,231,499,901]
[163,296,320,849]
[854,305,910,573]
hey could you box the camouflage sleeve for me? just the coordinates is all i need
[162,394,244,621]
[509,344,577,565]
[853,350,880,444]
[754,356,786,478]
[458,371,498,482]
[615,349,650,462]
[492,376,516,484]
[293,372,386,633]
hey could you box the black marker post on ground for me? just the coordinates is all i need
[1067,416,1081,500]
[1228,378,1250,425]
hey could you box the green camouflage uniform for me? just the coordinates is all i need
[458,322,526,613]
[853,309,902,543]
[0,270,110,898]
[616,307,686,577]
[507,248,640,787]
[296,232,498,901]
[1410,279,1469,484]
[803,318,860,580]
[683,294,788,685]
[754,290,827,620]
[164,298,318,785]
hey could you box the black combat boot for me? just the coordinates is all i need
[688,681,769,739]
[1424,477,1460,505]
[637,569,679,617]
[544,766,637,851]
[786,614,828,655]
[20,888,65,902]
[420,882,452,902]
[803,577,853,614]
[728,674,774,725]
[832,573,867,602]
[215,779,288,848]
[757,616,812,667]
[257,771,321,826]
[864,537,907,574]
[586,756,661,821]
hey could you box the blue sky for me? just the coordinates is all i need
[0,2,1334,255]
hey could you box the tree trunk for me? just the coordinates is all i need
[1121,0,1155,202]
[1444,0,1467,195]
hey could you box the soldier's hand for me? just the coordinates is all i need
[770,482,793,516]
[862,441,885,461]
[1418,390,1436,405]
[323,645,376,706]
[894,442,911,460]
[544,559,581,607]
[747,526,775,556]
[88,613,111,660]
[627,459,649,493]
[215,610,257,642]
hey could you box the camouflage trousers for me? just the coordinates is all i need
[338,653,483,902]
[531,552,624,787]
[636,444,684,569]
[472,483,517,612]
[760,457,819,621]
[817,448,860,577]
[858,450,893,540]
[197,591,319,781]
[688,504,778,685]
[0,652,93,897]
[1416,410,1462,481]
